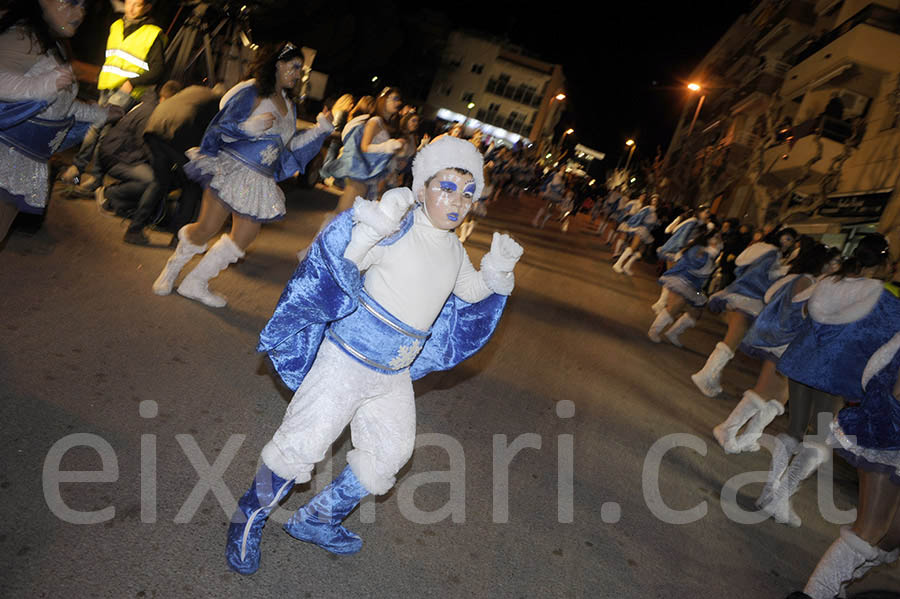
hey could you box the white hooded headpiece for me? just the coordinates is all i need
[412,136,485,201]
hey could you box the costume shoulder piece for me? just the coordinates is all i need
[808,276,886,324]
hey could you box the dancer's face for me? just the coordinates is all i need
[276,57,304,91]
[419,169,476,230]
[39,0,86,38]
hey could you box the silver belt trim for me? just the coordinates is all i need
[326,329,406,372]
[358,295,429,341]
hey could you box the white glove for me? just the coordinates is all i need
[486,232,523,272]
[378,187,416,225]
[367,138,404,154]
[240,112,275,136]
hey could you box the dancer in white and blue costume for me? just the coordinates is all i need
[151,42,333,308]
[712,244,836,455]
[0,0,113,241]
[690,228,797,397]
[782,242,900,598]
[612,194,659,276]
[532,168,566,228]
[650,205,712,313]
[324,87,406,214]
[647,229,721,345]
[763,235,898,531]
[224,136,523,575]
[794,334,900,598]
[605,192,642,246]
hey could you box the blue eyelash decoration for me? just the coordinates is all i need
[439,181,458,192]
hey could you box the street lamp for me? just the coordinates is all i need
[624,139,636,172]
[686,82,706,137]
[555,93,566,101]
[465,102,475,131]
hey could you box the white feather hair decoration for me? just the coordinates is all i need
[412,136,485,201]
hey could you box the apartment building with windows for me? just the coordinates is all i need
[424,31,566,148]
[664,0,900,252]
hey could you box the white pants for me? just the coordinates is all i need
[261,339,416,495]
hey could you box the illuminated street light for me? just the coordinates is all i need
[555,93,566,101]
[624,139,637,172]
[565,128,574,136]
[686,83,706,136]
[467,102,475,110]
[372,75,378,83]
[630,177,637,183]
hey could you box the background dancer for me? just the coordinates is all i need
[647,229,721,345]
[151,42,333,307]
[713,244,835,454]
[612,194,658,276]
[691,228,797,397]
[763,234,896,528]
[0,0,120,243]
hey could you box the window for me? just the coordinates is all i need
[440,83,453,97]
[461,92,475,103]
[471,63,484,74]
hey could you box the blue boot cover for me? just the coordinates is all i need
[283,465,370,555]
[225,465,293,575]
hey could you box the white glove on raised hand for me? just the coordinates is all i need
[487,232,523,271]
[378,187,416,225]
[480,232,524,296]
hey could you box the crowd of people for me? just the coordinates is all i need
[2,2,899,598]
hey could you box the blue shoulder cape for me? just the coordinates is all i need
[258,210,508,391]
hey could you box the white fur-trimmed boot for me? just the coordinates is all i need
[664,313,696,348]
[651,288,670,313]
[756,432,800,509]
[177,234,244,308]
[612,247,632,273]
[733,395,785,452]
[713,390,767,453]
[803,527,880,599]
[836,544,900,598]
[761,440,830,527]
[647,309,674,343]
[612,237,625,257]
[623,250,640,276]
[690,341,734,397]
[152,226,208,295]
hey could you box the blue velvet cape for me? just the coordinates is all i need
[258,210,508,391]
[778,289,900,401]
[658,246,715,306]
[708,246,780,315]
[657,218,699,261]
[837,341,900,451]
[740,275,810,362]
[194,84,327,182]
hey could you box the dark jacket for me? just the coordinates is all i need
[98,89,158,169]
[143,86,222,153]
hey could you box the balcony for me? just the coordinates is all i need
[756,1,816,54]
[763,115,857,184]
[484,78,543,108]
[786,3,900,65]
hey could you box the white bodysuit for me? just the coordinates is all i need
[262,203,494,495]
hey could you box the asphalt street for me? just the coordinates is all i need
[1,182,898,598]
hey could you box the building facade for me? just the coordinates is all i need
[664,0,900,254]
[424,31,567,149]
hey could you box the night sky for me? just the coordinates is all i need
[73,0,756,168]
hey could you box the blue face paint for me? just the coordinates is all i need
[439,181,457,193]
[464,183,476,197]
[447,213,459,222]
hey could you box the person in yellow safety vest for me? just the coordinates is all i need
[62,0,166,192]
